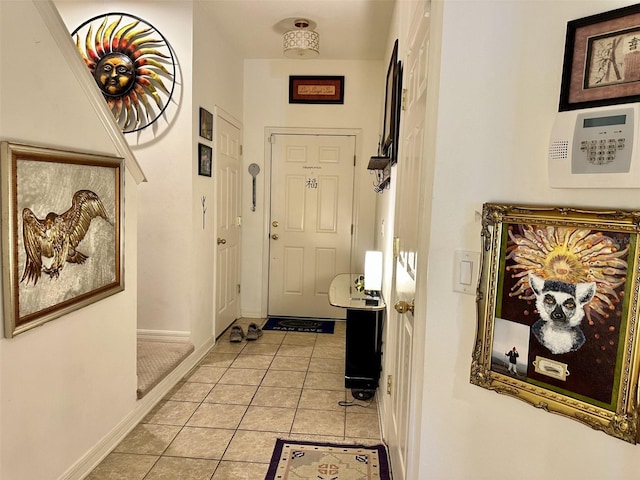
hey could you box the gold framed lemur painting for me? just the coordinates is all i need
[471,203,640,443]
[1,142,124,338]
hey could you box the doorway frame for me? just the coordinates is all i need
[259,127,364,317]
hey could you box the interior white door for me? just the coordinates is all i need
[386,5,431,479]
[215,113,241,336]
[268,134,355,319]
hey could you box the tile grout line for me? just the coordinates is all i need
[90,319,380,479]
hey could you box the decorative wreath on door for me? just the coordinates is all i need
[72,13,177,134]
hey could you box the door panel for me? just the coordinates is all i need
[268,134,354,319]
[386,4,431,479]
[215,114,241,336]
[318,177,339,231]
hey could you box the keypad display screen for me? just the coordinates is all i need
[583,115,626,128]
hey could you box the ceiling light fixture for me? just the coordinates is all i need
[283,19,319,59]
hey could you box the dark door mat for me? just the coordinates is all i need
[263,316,335,334]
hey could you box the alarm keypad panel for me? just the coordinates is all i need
[572,108,633,175]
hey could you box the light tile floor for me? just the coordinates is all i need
[87,318,383,480]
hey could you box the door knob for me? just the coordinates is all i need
[394,299,414,314]
[272,221,279,227]
[271,234,279,240]
[217,238,227,245]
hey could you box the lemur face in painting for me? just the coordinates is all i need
[529,273,596,354]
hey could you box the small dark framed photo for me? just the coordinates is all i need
[198,143,212,177]
[199,107,213,140]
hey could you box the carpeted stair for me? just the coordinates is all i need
[136,339,194,399]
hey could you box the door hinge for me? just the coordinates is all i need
[387,375,392,395]
[402,88,408,111]
[237,284,241,294]
[269,135,275,144]
[393,237,400,258]
[353,155,356,167]
[240,144,243,155]
[351,224,354,235]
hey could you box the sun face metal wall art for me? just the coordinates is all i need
[72,13,176,134]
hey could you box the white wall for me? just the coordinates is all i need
[191,2,244,341]
[57,1,244,349]
[414,0,640,478]
[0,2,139,479]
[242,59,384,317]
[57,1,195,338]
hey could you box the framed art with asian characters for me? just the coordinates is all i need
[471,203,640,443]
[289,76,344,104]
[560,4,640,110]
[1,142,124,338]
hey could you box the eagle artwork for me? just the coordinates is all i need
[21,190,110,286]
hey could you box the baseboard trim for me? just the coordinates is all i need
[58,336,215,480]
[137,329,191,343]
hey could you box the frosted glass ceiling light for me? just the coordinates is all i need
[283,19,319,59]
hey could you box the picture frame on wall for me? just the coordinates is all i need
[472,203,640,443]
[381,39,402,164]
[289,76,345,104]
[198,143,212,177]
[199,107,213,141]
[559,4,640,111]
[1,142,124,338]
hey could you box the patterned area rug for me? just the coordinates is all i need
[263,317,335,334]
[266,439,391,480]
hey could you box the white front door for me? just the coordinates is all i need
[386,4,432,478]
[215,110,241,336]
[268,134,355,319]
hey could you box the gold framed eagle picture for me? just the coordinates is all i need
[1,142,123,338]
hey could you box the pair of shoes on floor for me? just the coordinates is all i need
[229,323,263,343]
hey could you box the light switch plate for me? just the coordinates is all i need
[453,250,480,295]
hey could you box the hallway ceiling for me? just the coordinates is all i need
[199,0,395,60]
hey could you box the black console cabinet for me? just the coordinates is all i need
[329,274,385,400]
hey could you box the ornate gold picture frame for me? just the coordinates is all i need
[471,203,640,443]
[1,142,124,338]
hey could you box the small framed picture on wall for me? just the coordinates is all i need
[198,143,212,177]
[199,107,213,140]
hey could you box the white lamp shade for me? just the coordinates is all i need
[283,29,319,58]
[364,251,383,292]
